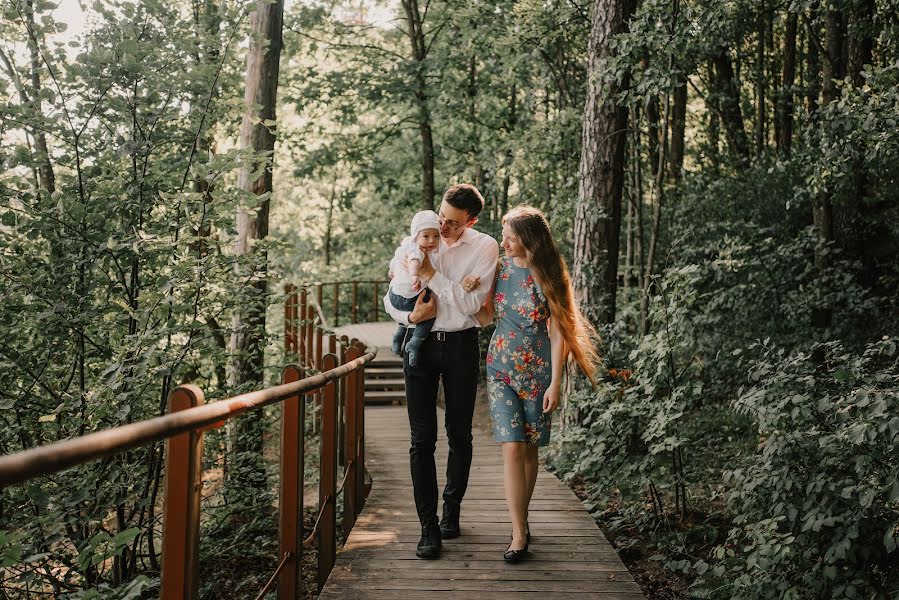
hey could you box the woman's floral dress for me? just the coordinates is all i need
[486,257,552,446]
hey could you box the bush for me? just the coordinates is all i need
[695,338,899,599]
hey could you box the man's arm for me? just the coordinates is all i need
[427,238,499,316]
[383,289,438,325]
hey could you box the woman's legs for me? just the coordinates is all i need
[523,444,539,532]
[502,442,528,550]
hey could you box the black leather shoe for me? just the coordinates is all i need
[439,503,460,539]
[416,522,442,559]
[503,540,529,564]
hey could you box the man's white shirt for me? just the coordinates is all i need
[383,226,499,332]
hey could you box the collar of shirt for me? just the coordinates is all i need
[443,227,474,249]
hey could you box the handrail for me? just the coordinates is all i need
[0,350,374,487]
[1,289,376,600]
[293,280,391,329]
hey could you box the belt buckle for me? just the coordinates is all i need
[435,331,446,342]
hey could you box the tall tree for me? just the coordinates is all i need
[401,0,437,210]
[230,0,285,473]
[711,44,750,165]
[669,80,687,180]
[573,0,636,325]
[778,11,798,154]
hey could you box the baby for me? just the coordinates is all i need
[388,210,442,367]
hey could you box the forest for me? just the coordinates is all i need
[1,0,898,597]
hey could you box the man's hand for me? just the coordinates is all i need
[417,252,436,281]
[409,290,437,324]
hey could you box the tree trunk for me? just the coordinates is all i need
[230,0,284,470]
[324,183,336,266]
[24,0,55,195]
[706,60,721,173]
[754,3,766,155]
[822,5,845,106]
[778,12,798,154]
[191,0,221,256]
[711,45,750,165]
[643,57,661,179]
[806,8,821,115]
[500,82,517,217]
[573,0,636,325]
[401,0,436,210]
[668,81,687,181]
[811,3,844,331]
[640,93,671,336]
[847,0,875,86]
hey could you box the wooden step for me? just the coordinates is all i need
[365,378,405,390]
[365,367,404,379]
[368,359,403,368]
[365,390,406,405]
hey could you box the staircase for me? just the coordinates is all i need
[364,355,405,405]
[330,322,407,405]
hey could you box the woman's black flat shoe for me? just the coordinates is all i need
[504,541,529,563]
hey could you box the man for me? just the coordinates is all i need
[384,183,499,559]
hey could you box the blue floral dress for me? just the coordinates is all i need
[486,258,552,446]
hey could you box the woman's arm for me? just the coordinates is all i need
[543,316,565,414]
[473,275,497,327]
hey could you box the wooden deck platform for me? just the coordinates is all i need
[333,321,400,363]
[319,405,645,599]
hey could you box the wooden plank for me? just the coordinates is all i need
[318,404,643,598]
[321,591,645,600]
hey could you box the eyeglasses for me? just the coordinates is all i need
[438,214,470,231]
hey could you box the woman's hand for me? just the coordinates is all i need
[461,274,480,292]
[543,382,561,414]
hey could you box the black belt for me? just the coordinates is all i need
[427,327,478,343]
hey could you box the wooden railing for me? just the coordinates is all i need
[0,294,377,599]
[289,280,391,339]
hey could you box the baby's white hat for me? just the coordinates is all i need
[411,210,440,239]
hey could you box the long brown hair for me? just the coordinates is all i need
[503,205,599,384]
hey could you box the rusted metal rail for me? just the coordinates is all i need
[0,283,378,599]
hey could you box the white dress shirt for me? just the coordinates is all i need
[384,227,499,332]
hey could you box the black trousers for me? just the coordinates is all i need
[403,328,479,526]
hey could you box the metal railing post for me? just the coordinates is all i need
[277,365,304,600]
[161,385,205,600]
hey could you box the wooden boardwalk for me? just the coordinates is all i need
[319,405,645,599]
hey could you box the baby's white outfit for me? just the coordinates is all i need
[389,239,439,298]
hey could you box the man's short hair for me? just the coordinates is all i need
[442,183,485,218]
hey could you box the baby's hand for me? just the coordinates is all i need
[411,276,422,292]
[461,275,480,292]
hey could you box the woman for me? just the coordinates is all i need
[474,205,598,563]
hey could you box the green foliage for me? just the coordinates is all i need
[694,338,899,599]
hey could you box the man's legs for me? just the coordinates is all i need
[439,334,479,536]
[404,339,442,557]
